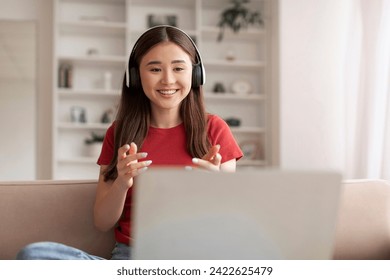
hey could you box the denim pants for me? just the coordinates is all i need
[16,241,131,260]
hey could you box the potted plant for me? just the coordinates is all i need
[85,132,105,157]
[217,0,264,42]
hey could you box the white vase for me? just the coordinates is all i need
[86,143,103,158]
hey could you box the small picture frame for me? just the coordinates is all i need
[147,14,177,28]
[240,140,261,160]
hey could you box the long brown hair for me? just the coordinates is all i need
[103,26,210,181]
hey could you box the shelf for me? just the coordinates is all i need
[59,20,126,29]
[205,93,265,101]
[230,127,265,134]
[201,26,265,40]
[58,122,110,130]
[130,28,198,39]
[58,55,126,66]
[131,0,194,8]
[58,157,97,164]
[60,0,125,3]
[204,59,265,69]
[58,21,127,35]
[58,88,121,97]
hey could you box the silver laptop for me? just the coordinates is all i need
[131,168,342,260]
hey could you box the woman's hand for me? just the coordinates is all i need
[116,142,152,189]
[94,143,151,232]
[192,144,222,172]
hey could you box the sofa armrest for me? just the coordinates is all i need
[0,180,115,260]
[333,179,390,259]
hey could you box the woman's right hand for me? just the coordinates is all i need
[116,142,152,189]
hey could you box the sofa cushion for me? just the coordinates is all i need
[0,180,115,260]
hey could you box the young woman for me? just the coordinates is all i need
[17,25,242,260]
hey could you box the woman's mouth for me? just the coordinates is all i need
[158,89,177,95]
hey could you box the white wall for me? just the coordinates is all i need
[0,0,37,20]
[0,0,53,180]
[0,74,36,180]
[0,1,37,180]
[278,0,351,174]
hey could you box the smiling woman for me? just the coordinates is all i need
[0,20,36,180]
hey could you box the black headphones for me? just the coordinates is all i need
[125,25,206,89]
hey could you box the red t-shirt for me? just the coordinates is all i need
[97,114,243,245]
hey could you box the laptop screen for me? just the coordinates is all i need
[132,168,342,260]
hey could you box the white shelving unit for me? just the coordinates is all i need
[53,0,275,179]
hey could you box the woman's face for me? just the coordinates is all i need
[139,41,193,114]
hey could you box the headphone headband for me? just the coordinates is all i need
[125,25,205,89]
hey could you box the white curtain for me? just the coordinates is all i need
[345,0,390,180]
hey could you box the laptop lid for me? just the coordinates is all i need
[131,168,342,260]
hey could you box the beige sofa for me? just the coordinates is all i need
[0,179,389,260]
[0,180,115,260]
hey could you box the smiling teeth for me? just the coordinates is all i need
[159,90,176,95]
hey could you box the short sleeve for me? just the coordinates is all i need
[97,122,115,165]
[207,115,243,163]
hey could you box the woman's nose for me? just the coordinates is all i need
[161,70,175,84]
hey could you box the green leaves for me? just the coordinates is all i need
[85,132,105,144]
[217,0,264,42]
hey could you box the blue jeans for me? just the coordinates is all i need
[16,241,131,260]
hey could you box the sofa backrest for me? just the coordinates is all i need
[0,180,115,260]
[333,179,390,259]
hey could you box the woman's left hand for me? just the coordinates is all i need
[192,144,222,172]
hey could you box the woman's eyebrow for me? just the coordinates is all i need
[171,59,186,64]
[146,60,161,66]
[146,59,187,66]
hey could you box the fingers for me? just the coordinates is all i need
[117,143,151,176]
[202,144,222,166]
[211,152,222,166]
[118,143,147,164]
[192,154,221,170]
[202,144,220,162]
[129,142,137,156]
[192,144,222,172]
[118,144,129,159]
[124,160,152,177]
[118,142,138,159]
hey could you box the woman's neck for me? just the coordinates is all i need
[150,109,182,128]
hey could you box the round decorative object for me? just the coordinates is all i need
[240,140,261,160]
[231,80,252,95]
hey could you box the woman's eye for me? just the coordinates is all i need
[150,68,161,72]
[174,67,184,72]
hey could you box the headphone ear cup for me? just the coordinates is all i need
[192,64,203,88]
[129,67,141,89]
